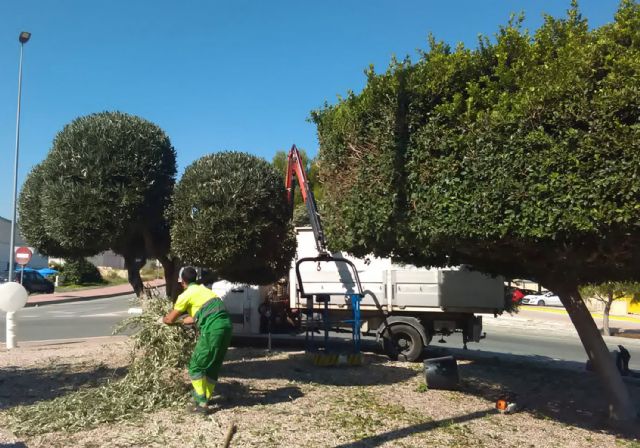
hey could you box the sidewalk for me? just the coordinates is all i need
[26,279,166,306]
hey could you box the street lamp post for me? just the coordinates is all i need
[7,31,31,283]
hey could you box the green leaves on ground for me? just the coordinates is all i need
[7,297,195,435]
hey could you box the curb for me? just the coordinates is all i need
[25,282,165,307]
[26,291,138,307]
[0,335,129,350]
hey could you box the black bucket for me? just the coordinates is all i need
[423,355,460,390]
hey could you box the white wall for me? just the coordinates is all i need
[0,217,49,271]
[88,251,126,269]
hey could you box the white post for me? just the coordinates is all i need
[0,282,28,349]
[6,311,17,349]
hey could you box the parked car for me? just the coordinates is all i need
[521,291,563,307]
[506,287,539,303]
[14,270,55,294]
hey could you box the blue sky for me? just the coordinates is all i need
[0,0,621,219]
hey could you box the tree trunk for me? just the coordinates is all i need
[159,256,182,301]
[603,294,613,337]
[124,254,144,297]
[556,285,636,421]
[140,228,180,300]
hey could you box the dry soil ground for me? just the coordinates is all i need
[1,337,639,448]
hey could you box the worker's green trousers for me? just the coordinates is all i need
[188,316,233,405]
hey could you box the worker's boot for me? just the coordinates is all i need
[186,401,209,415]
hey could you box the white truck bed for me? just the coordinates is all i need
[291,227,504,314]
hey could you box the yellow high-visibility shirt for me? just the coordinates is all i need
[173,284,219,317]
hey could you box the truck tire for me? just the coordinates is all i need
[382,323,424,362]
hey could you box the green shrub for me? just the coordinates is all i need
[61,258,104,285]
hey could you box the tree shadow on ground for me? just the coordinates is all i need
[0,364,127,410]
[226,336,639,439]
[333,408,499,448]
[223,348,417,387]
[213,381,303,409]
[425,346,640,440]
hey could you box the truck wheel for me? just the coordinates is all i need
[382,324,424,362]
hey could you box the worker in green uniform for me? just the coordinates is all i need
[161,266,233,414]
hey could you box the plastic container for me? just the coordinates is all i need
[423,355,460,390]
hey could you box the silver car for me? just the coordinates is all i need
[521,291,563,307]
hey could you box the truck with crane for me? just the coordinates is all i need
[214,145,505,362]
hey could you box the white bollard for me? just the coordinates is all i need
[0,282,28,350]
[6,311,16,349]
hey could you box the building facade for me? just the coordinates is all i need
[0,216,49,271]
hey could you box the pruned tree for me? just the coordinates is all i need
[580,282,640,336]
[19,112,179,298]
[19,164,74,258]
[312,1,640,421]
[169,151,296,284]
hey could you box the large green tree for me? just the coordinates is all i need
[170,151,296,284]
[313,1,640,421]
[19,112,179,297]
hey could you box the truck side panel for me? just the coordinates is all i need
[292,227,504,314]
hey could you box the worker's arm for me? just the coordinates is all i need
[162,310,195,325]
[162,309,182,324]
[163,288,194,325]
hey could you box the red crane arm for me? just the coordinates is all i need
[285,145,311,205]
[284,144,328,255]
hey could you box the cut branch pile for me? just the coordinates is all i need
[7,297,195,435]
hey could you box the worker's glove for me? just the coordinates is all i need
[156,316,166,325]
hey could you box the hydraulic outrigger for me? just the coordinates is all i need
[284,144,364,365]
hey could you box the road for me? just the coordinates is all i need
[448,325,640,371]
[0,295,136,342]
[1,295,639,371]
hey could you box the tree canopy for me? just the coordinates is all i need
[313,3,640,285]
[19,112,178,296]
[170,151,296,284]
[312,0,640,420]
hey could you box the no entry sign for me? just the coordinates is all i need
[15,247,33,266]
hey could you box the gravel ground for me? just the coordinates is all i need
[1,337,639,448]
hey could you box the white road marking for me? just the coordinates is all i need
[83,312,129,318]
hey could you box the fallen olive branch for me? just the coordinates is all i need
[7,293,196,435]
